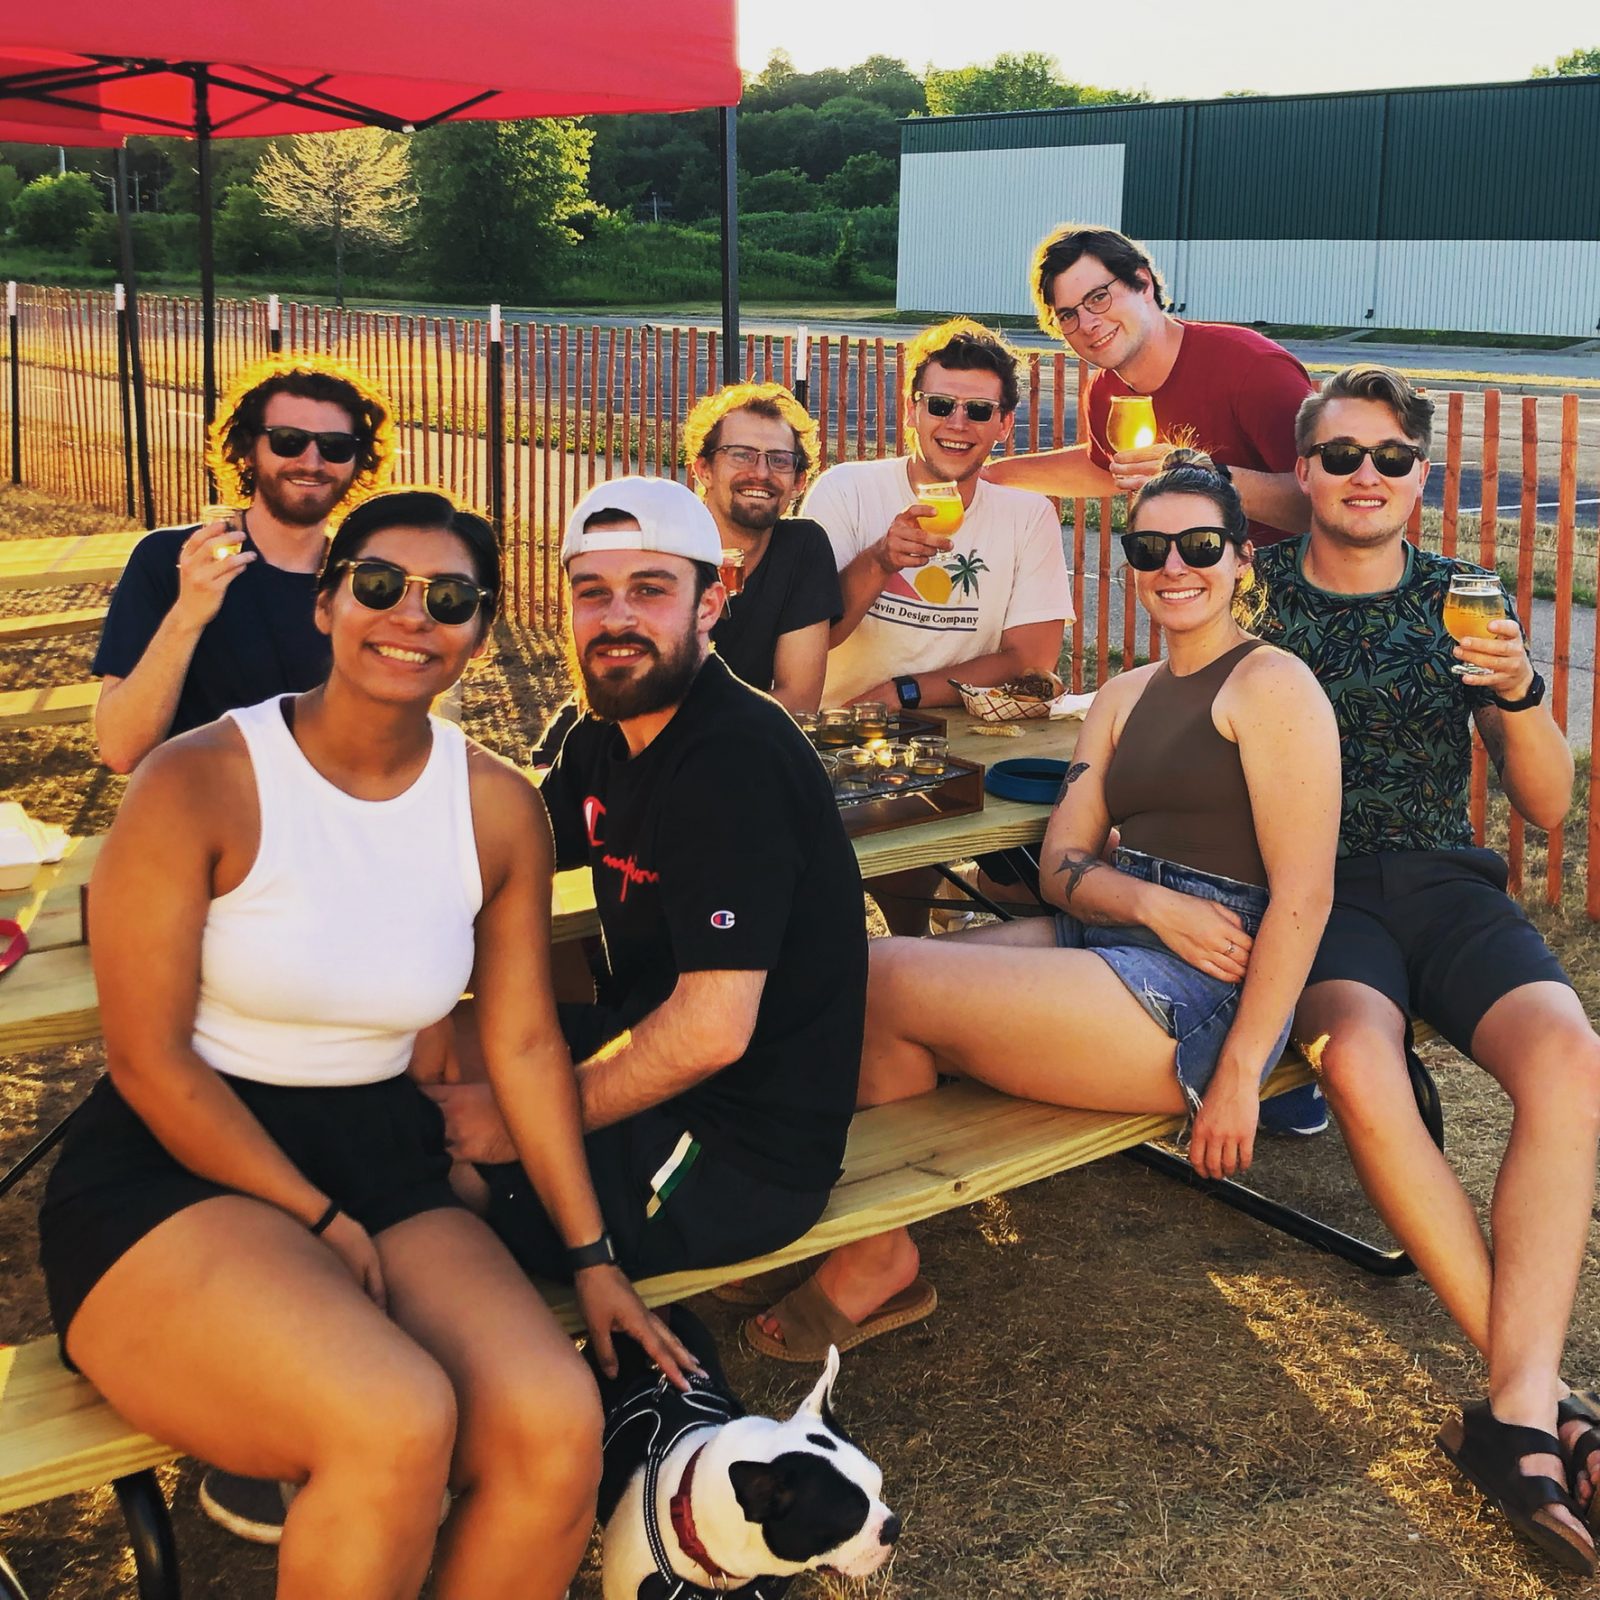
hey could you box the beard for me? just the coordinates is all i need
[568,617,703,723]
[254,466,351,528]
[721,484,784,533]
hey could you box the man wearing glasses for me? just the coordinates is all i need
[686,381,841,714]
[92,353,393,772]
[802,317,1071,713]
[1255,365,1600,1572]
[986,224,1312,545]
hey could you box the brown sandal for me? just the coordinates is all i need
[708,1259,814,1311]
[1438,1401,1596,1575]
[743,1274,937,1364]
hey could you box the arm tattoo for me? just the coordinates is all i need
[1055,761,1089,803]
[1052,847,1105,902]
[1475,706,1508,780]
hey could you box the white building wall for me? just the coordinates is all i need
[1373,240,1600,338]
[897,144,1126,318]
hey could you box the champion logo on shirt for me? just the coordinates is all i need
[583,795,606,847]
[602,852,659,902]
[710,909,736,930]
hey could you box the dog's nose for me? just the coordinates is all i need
[880,1514,901,1546]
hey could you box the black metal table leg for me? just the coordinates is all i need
[0,1102,81,1200]
[0,1546,30,1600]
[1126,1045,1445,1278]
[114,1471,180,1600]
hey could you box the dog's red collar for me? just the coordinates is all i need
[670,1444,734,1582]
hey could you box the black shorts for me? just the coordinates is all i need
[1306,847,1572,1058]
[477,1003,831,1283]
[39,1073,461,1348]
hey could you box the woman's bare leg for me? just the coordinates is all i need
[66,1196,457,1600]
[378,1209,603,1600]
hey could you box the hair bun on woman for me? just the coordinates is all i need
[1158,445,1230,481]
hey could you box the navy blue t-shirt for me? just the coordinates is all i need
[92,525,330,739]
[541,656,866,1190]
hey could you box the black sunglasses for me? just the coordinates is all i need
[914,391,1001,424]
[1304,441,1426,478]
[260,425,361,464]
[334,558,491,626]
[1119,527,1234,572]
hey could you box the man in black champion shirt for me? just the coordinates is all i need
[435,475,867,1284]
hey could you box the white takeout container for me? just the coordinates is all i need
[0,801,68,892]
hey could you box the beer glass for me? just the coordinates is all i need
[1106,394,1158,455]
[1442,574,1507,679]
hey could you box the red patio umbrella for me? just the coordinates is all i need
[0,5,744,519]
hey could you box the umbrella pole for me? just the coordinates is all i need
[718,106,739,384]
[116,148,157,529]
[195,68,218,448]
[115,284,135,519]
[6,282,18,487]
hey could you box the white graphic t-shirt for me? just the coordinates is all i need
[802,456,1073,706]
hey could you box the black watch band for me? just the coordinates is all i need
[1492,670,1546,713]
[567,1232,617,1273]
[894,674,921,710]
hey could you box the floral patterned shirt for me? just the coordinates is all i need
[1254,537,1510,858]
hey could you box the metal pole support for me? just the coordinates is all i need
[486,304,506,536]
[7,281,19,487]
[718,106,740,385]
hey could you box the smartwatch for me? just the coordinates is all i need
[567,1232,617,1273]
[1492,671,1546,713]
[893,675,921,710]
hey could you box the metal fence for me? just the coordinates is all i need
[3,283,1599,913]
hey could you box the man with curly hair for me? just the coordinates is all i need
[687,381,839,714]
[92,354,394,772]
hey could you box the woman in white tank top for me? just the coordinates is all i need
[41,490,694,1600]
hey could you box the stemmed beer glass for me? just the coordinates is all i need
[1442,573,1508,679]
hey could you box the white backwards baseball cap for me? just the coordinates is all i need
[561,477,723,568]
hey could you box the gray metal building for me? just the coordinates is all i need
[896,77,1600,337]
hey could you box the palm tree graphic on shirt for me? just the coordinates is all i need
[948,553,988,598]
[902,552,989,606]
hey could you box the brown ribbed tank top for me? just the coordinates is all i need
[1101,639,1268,888]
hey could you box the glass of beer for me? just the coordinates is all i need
[916,481,963,548]
[719,547,746,595]
[853,701,888,741]
[1442,573,1507,678]
[200,503,244,560]
[1106,394,1158,455]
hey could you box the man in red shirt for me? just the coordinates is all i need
[985,224,1312,545]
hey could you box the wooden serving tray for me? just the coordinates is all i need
[837,754,985,838]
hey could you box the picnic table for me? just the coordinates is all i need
[0,533,141,594]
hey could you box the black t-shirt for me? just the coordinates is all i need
[542,656,866,1191]
[92,524,330,739]
[710,518,841,694]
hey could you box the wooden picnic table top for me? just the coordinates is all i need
[0,531,142,593]
[0,710,1081,1054]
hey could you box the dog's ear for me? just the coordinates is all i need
[729,1459,793,1523]
[794,1345,840,1423]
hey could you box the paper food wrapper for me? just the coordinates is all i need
[951,674,1094,724]
[0,801,69,892]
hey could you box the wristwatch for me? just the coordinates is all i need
[893,674,921,710]
[567,1232,617,1273]
[1492,671,1546,713]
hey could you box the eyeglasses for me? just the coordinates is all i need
[1119,527,1233,572]
[1304,442,1426,478]
[709,445,801,474]
[259,425,360,464]
[1051,279,1117,334]
[914,392,1001,424]
[334,558,491,626]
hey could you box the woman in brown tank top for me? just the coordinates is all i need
[749,451,1343,1365]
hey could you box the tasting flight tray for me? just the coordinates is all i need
[811,709,946,752]
[835,754,986,838]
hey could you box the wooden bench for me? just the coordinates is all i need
[0,1056,1336,1599]
[0,610,107,645]
[0,685,99,733]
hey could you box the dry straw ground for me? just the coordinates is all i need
[2,484,1600,1599]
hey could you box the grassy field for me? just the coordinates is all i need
[4,484,1600,1598]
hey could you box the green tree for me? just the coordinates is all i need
[743,167,821,213]
[829,216,863,290]
[0,162,22,230]
[256,129,412,306]
[1532,45,1600,75]
[410,118,593,298]
[926,52,1147,116]
[11,171,101,249]
[214,184,303,275]
[822,152,897,209]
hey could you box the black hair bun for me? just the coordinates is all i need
[1158,445,1230,482]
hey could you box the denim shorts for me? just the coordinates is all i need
[1054,847,1292,1112]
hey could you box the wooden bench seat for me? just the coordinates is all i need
[0,684,98,733]
[0,611,107,645]
[0,1058,1314,1555]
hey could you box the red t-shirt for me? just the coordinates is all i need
[1086,321,1313,545]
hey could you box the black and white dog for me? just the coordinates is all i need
[593,1307,898,1600]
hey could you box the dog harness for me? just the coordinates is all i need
[601,1369,794,1600]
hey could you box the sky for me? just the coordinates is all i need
[736,0,1595,102]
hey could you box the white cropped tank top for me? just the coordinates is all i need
[193,696,482,1087]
